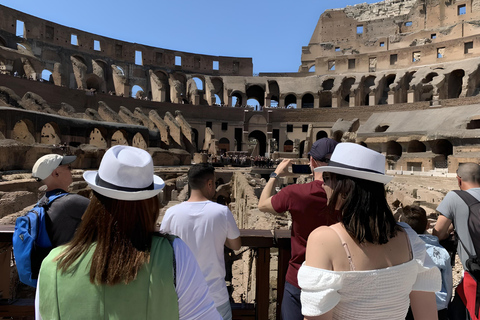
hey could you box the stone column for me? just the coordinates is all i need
[407,90,415,103]
[388,91,395,105]
[349,94,356,107]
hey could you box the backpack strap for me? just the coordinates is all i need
[453,190,480,259]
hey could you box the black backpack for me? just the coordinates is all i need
[453,190,480,317]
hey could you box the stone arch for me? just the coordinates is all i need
[193,76,204,90]
[231,91,243,107]
[302,93,314,108]
[361,75,376,106]
[309,65,315,73]
[92,59,109,93]
[132,85,144,99]
[340,77,355,107]
[191,128,199,151]
[322,79,334,91]
[86,74,102,92]
[218,137,230,154]
[283,139,293,152]
[407,140,426,153]
[316,130,328,140]
[447,69,465,99]
[12,119,35,144]
[89,127,107,148]
[466,64,480,96]
[268,80,280,108]
[246,85,265,108]
[248,114,267,125]
[40,122,61,145]
[379,74,396,105]
[41,69,53,83]
[132,132,147,150]
[431,139,452,168]
[386,140,402,160]
[111,130,128,146]
[210,77,224,105]
[153,70,170,102]
[248,130,267,156]
[285,94,297,108]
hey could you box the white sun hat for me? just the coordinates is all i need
[314,142,393,184]
[83,145,165,201]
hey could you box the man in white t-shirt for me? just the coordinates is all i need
[160,163,241,320]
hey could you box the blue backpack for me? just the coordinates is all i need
[12,192,67,287]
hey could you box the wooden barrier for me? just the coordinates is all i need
[0,225,291,320]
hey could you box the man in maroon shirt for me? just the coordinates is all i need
[258,138,339,320]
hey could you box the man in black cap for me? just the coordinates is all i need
[258,138,339,320]
[32,154,90,246]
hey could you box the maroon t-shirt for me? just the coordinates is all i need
[271,180,340,288]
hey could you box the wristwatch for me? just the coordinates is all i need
[270,172,278,179]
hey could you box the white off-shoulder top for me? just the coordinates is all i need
[298,223,441,320]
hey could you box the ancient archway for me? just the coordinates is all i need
[13,120,35,144]
[111,130,128,146]
[407,140,426,153]
[40,122,61,145]
[248,130,267,156]
[219,137,230,154]
[89,127,107,148]
[302,93,314,108]
[285,94,297,108]
[316,131,328,140]
[447,69,465,99]
[132,132,147,150]
[284,139,293,152]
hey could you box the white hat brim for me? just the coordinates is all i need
[314,166,393,184]
[83,171,165,201]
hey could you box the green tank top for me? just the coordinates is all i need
[39,235,179,319]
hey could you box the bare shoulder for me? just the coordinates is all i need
[305,224,342,270]
[307,224,343,250]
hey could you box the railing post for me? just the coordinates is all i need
[256,247,270,320]
[274,230,291,320]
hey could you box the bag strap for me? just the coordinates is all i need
[452,190,479,259]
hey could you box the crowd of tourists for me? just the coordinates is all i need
[210,154,276,168]
[17,137,480,319]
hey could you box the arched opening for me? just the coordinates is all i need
[132,132,147,150]
[284,139,294,152]
[302,93,314,108]
[215,94,222,106]
[247,98,261,111]
[41,69,53,83]
[111,130,128,146]
[362,75,376,106]
[422,72,438,84]
[246,85,265,108]
[270,98,279,108]
[319,92,332,108]
[407,140,426,153]
[248,130,267,156]
[40,122,61,145]
[431,139,452,168]
[309,65,315,73]
[191,128,199,151]
[115,65,125,76]
[285,94,297,109]
[218,137,230,154]
[386,140,402,161]
[86,75,102,92]
[132,85,144,99]
[12,120,35,144]
[447,69,465,99]
[379,74,396,105]
[89,128,107,148]
[316,131,328,140]
[341,77,355,107]
[232,91,243,107]
[299,140,306,157]
[322,79,334,91]
[193,77,204,90]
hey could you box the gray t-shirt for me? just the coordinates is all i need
[436,188,480,268]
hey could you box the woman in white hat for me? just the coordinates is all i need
[298,143,441,320]
[35,145,222,319]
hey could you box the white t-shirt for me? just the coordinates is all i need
[160,200,241,307]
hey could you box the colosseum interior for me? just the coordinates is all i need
[1,0,479,318]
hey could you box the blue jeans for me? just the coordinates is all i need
[216,300,232,320]
[281,281,303,320]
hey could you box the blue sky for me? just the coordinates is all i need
[1,0,379,74]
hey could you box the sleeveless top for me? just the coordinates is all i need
[39,235,179,320]
[298,223,441,320]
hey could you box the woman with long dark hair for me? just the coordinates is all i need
[298,143,441,320]
[35,145,222,319]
